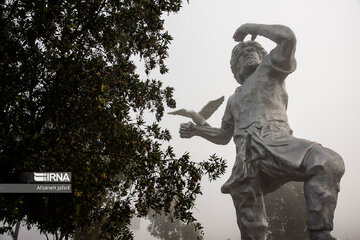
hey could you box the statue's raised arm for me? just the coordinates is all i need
[233,23,296,73]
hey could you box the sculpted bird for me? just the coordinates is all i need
[168,96,225,127]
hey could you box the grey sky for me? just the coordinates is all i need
[135,0,360,239]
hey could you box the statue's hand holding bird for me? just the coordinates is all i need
[168,96,224,127]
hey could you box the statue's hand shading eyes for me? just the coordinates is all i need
[233,24,258,42]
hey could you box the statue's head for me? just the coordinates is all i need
[230,41,268,85]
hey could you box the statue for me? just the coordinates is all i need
[178,24,345,240]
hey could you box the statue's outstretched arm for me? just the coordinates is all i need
[179,121,233,145]
[233,23,296,72]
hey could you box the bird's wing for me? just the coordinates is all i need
[198,96,225,119]
[167,109,192,118]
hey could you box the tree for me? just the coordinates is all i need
[264,182,309,240]
[147,209,203,240]
[0,1,227,239]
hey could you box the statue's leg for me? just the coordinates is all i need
[230,179,268,240]
[303,144,345,240]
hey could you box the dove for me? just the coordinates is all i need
[168,96,225,126]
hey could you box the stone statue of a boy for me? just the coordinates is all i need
[179,23,345,240]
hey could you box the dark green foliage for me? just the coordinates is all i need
[265,182,309,240]
[0,0,226,239]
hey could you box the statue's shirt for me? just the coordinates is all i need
[223,55,293,134]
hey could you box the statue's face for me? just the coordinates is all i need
[230,41,266,85]
[238,45,261,78]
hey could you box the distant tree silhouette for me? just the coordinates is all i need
[147,209,203,240]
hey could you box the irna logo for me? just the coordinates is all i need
[34,172,71,182]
